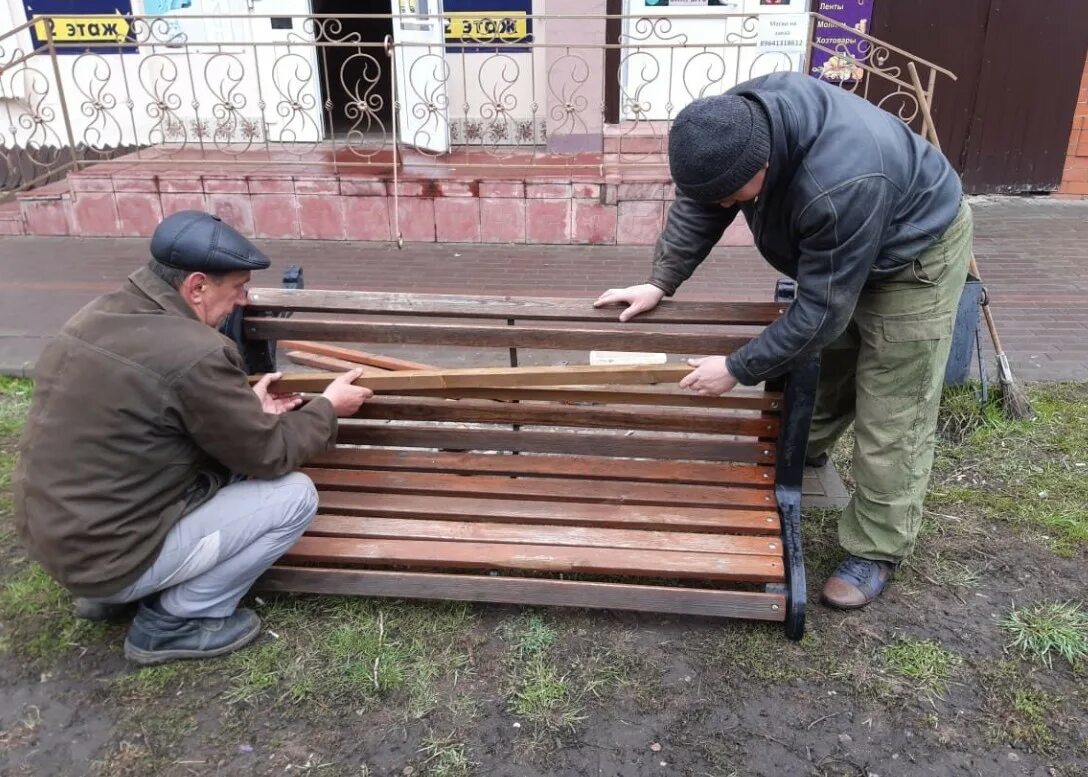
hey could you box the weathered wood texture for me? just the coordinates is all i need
[259,567,787,621]
[285,352,387,374]
[279,341,435,371]
[246,289,786,325]
[263,364,695,393]
[248,316,752,354]
[253,291,795,624]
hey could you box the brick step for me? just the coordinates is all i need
[0,201,26,236]
[12,153,754,246]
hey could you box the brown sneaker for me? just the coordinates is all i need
[821,555,896,609]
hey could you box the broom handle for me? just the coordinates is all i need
[909,62,1008,360]
[973,262,1007,357]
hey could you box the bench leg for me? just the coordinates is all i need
[779,494,806,640]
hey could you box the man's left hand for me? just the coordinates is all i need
[252,372,304,415]
[679,356,738,396]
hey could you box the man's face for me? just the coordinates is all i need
[186,270,251,328]
[718,164,769,209]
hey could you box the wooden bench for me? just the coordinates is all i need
[237,282,818,639]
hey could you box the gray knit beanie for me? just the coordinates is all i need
[668,94,771,203]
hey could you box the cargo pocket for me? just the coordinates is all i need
[869,313,952,398]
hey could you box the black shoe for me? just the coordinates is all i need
[73,597,136,622]
[123,602,261,666]
[805,452,829,468]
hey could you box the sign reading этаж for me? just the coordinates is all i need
[23,0,135,50]
[443,0,533,53]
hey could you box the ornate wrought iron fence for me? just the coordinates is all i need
[0,12,955,193]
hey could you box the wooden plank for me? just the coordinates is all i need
[264,364,696,393]
[387,386,782,411]
[286,352,388,374]
[246,288,785,325]
[308,449,776,487]
[336,424,777,464]
[259,566,788,621]
[279,341,435,371]
[280,536,785,582]
[308,515,783,556]
[304,468,776,509]
[317,490,781,534]
[246,317,752,355]
[353,396,779,437]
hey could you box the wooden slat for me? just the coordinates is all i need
[336,424,776,464]
[388,386,782,411]
[281,536,785,582]
[308,449,776,487]
[308,515,783,556]
[353,396,779,437]
[286,352,388,374]
[304,468,776,509]
[247,288,785,325]
[264,364,695,393]
[317,490,781,534]
[259,566,788,621]
[279,341,435,371]
[246,317,752,355]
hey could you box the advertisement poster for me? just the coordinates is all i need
[756,11,807,68]
[643,1,741,7]
[809,0,874,82]
[443,0,533,53]
[23,0,135,51]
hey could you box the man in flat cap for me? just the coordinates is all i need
[596,72,972,610]
[14,211,371,665]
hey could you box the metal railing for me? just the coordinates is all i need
[0,12,955,192]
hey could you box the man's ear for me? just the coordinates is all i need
[179,272,209,305]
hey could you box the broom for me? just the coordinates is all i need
[972,258,1035,420]
[908,64,1034,420]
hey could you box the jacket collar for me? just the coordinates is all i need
[747,92,794,197]
[128,265,203,324]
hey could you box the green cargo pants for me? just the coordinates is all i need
[806,199,973,563]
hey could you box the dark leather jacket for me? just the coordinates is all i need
[649,72,963,385]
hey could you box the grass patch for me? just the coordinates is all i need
[930,383,1088,554]
[981,661,1059,753]
[0,562,114,664]
[112,662,198,702]
[223,596,475,720]
[579,643,665,710]
[501,613,585,735]
[882,638,960,697]
[1001,601,1088,668]
[0,377,32,519]
[700,622,806,686]
[0,377,32,439]
[420,735,472,777]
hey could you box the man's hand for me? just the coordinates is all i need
[252,372,304,415]
[321,368,374,416]
[679,356,738,396]
[593,283,665,322]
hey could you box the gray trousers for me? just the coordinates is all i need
[94,472,317,618]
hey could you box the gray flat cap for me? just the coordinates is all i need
[150,210,270,272]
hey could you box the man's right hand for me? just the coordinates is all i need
[593,283,666,322]
[322,368,373,416]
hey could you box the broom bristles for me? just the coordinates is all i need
[996,353,1035,420]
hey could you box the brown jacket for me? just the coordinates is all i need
[13,267,337,597]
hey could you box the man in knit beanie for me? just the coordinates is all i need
[596,72,972,610]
